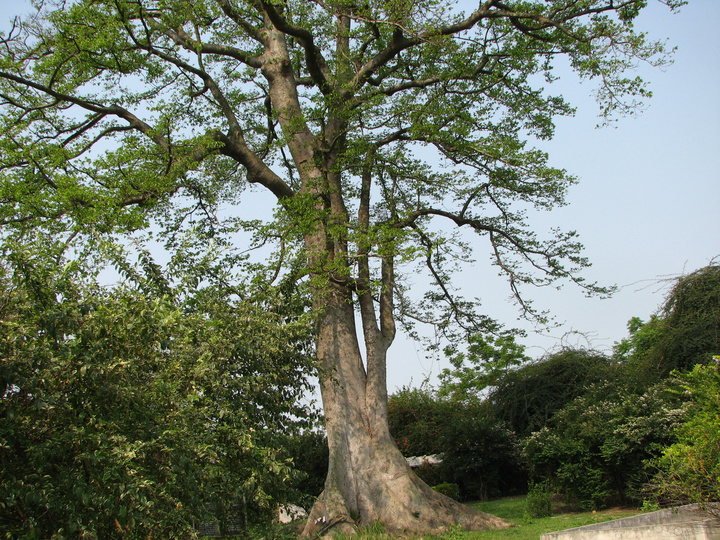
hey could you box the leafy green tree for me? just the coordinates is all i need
[614,263,720,379]
[523,381,687,510]
[489,348,614,437]
[439,332,531,404]
[0,0,682,533]
[0,238,315,539]
[645,359,720,507]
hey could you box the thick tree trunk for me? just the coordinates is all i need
[301,286,512,536]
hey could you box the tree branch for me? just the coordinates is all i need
[260,0,332,95]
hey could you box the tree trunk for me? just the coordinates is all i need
[301,282,512,536]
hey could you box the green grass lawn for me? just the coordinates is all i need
[339,496,646,540]
[456,496,645,539]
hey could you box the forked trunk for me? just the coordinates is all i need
[301,287,512,536]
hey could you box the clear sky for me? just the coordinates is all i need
[1,1,718,392]
[391,0,720,389]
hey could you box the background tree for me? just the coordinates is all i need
[0,0,683,533]
[614,262,720,381]
[0,236,316,539]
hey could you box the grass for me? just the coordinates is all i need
[339,496,646,540]
[453,496,646,539]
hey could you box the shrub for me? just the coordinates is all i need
[433,483,460,501]
[659,265,720,372]
[524,482,553,519]
[0,243,315,539]
[388,387,524,500]
[387,386,452,457]
[523,381,687,510]
[413,461,449,488]
[439,406,526,501]
[282,431,329,505]
[645,360,720,507]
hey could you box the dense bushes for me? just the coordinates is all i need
[439,407,525,500]
[387,386,451,457]
[387,389,524,501]
[389,262,720,511]
[523,381,687,509]
[658,266,720,372]
[645,360,720,507]
[281,431,329,506]
[0,242,316,539]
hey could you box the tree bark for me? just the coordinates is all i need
[258,11,511,534]
[301,280,512,536]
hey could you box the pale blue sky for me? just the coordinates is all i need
[396,0,720,387]
[1,1,718,390]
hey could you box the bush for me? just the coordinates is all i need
[659,265,720,372]
[282,431,329,505]
[645,360,720,507]
[439,405,526,501]
[524,482,553,519]
[387,386,452,457]
[433,483,460,501]
[388,387,525,500]
[523,381,687,510]
[413,461,449,488]
[0,242,316,539]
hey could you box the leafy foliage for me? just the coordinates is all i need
[645,359,720,507]
[488,348,614,438]
[0,239,316,539]
[439,332,531,403]
[281,431,329,506]
[523,381,687,510]
[387,386,451,457]
[524,482,553,519]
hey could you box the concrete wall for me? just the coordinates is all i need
[541,504,720,540]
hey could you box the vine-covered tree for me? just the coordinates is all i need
[0,0,682,534]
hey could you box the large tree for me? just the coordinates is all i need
[0,0,681,534]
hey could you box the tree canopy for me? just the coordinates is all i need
[0,0,685,534]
